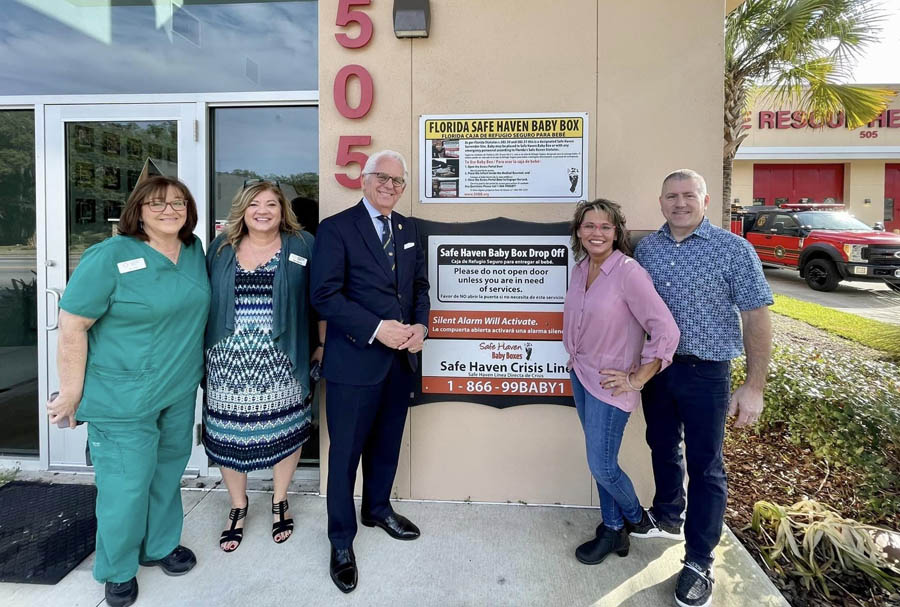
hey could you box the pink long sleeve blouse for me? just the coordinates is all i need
[563,250,680,412]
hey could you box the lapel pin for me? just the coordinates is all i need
[398,224,403,230]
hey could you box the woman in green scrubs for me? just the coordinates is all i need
[47,176,210,607]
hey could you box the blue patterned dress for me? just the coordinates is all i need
[203,251,311,472]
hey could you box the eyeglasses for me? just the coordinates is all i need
[579,223,615,233]
[243,178,281,188]
[366,172,406,188]
[144,199,187,212]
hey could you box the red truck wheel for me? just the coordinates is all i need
[804,258,840,292]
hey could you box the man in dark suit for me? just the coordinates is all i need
[310,150,430,594]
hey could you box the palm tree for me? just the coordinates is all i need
[723,0,895,226]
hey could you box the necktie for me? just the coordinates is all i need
[377,215,395,272]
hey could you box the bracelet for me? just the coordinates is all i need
[625,373,643,391]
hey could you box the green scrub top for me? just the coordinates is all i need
[60,235,211,422]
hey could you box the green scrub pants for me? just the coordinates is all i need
[87,394,195,583]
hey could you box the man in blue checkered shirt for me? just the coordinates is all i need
[634,169,773,607]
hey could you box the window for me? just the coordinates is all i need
[3,1,317,95]
[210,106,319,238]
[209,105,320,466]
[0,110,38,456]
[771,214,799,235]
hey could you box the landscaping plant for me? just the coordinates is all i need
[732,343,900,522]
[749,499,900,599]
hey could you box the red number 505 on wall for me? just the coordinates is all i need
[334,0,374,189]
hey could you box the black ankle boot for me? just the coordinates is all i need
[575,524,630,565]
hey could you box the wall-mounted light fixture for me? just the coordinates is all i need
[393,0,430,38]
[864,198,872,206]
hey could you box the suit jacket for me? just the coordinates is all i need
[310,200,430,386]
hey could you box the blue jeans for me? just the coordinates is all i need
[570,371,642,530]
[642,355,730,570]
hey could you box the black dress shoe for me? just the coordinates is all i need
[330,545,358,593]
[105,577,138,607]
[139,545,197,576]
[575,524,630,565]
[360,512,420,540]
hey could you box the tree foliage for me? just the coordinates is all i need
[0,111,36,247]
[723,0,895,226]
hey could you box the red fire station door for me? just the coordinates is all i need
[753,164,844,206]
[886,164,900,232]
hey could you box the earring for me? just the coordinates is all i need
[138,219,144,230]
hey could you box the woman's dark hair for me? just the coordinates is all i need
[117,175,198,245]
[569,198,633,261]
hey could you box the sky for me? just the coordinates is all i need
[849,1,900,83]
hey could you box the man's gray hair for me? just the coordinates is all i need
[662,169,707,198]
[363,150,409,181]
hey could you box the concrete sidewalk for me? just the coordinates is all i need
[1,483,788,607]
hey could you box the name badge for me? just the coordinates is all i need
[403,242,415,250]
[289,253,307,266]
[117,258,146,273]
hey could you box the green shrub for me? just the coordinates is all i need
[771,294,900,360]
[733,344,900,521]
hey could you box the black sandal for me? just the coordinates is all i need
[272,498,294,544]
[220,497,248,552]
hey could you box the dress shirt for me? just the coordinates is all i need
[563,250,680,412]
[362,197,391,238]
[634,217,773,361]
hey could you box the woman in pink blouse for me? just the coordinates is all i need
[563,199,680,566]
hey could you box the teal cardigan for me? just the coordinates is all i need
[205,230,315,394]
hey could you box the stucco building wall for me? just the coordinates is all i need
[317,0,726,504]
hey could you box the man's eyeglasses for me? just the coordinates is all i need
[366,172,406,188]
[144,199,187,213]
[243,178,281,188]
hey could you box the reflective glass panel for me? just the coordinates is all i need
[66,121,177,274]
[210,105,319,466]
[0,110,37,456]
[4,1,317,95]
[211,106,318,236]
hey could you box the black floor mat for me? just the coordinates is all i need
[0,481,97,584]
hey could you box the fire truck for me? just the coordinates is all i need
[730,203,900,292]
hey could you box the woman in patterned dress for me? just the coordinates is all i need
[204,180,320,551]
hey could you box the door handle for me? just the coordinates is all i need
[46,288,62,330]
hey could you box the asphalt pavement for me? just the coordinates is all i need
[764,267,900,325]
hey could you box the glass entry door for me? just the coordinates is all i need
[43,104,207,471]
